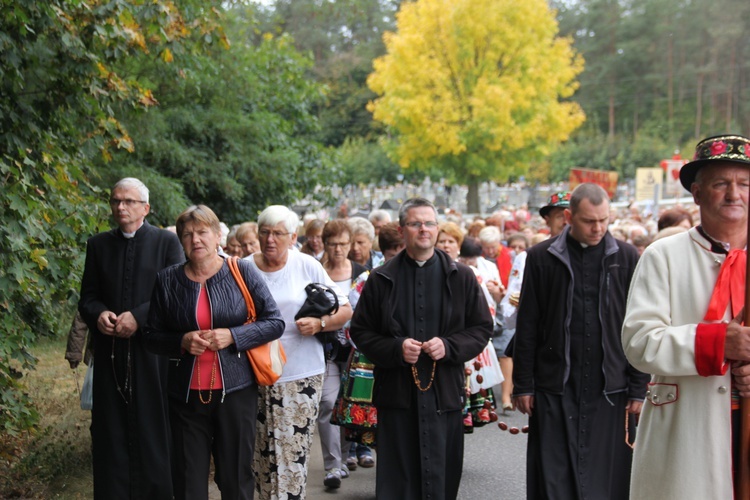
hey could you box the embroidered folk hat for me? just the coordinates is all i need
[679,134,750,191]
[539,191,571,218]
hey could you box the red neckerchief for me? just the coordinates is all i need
[700,226,746,321]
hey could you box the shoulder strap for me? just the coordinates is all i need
[227,257,256,324]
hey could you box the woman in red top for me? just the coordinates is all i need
[146,205,284,500]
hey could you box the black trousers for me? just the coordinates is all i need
[170,385,258,500]
[376,390,464,500]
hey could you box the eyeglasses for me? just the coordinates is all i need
[258,229,291,239]
[403,221,438,229]
[326,241,351,248]
[109,198,147,207]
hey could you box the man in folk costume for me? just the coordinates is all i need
[623,134,750,499]
[79,178,184,499]
[349,197,493,500]
[513,182,649,499]
[540,191,571,238]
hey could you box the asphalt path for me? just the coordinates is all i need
[306,383,528,500]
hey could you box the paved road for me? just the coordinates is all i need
[306,385,529,500]
[208,385,528,499]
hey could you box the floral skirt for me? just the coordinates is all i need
[254,374,323,500]
[331,350,377,447]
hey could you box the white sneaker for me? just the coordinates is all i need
[324,469,342,489]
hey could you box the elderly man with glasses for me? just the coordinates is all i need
[78,177,184,499]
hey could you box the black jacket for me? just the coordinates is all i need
[144,258,285,402]
[512,226,649,399]
[349,249,493,412]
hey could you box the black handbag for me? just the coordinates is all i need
[295,283,349,360]
[294,283,339,320]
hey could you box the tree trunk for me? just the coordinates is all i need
[667,32,674,141]
[695,71,704,139]
[726,44,736,131]
[607,1,618,142]
[467,179,480,215]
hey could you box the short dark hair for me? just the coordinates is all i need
[378,222,403,253]
[657,207,693,231]
[460,236,483,258]
[398,197,437,226]
[569,183,609,213]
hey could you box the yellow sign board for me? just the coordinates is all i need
[635,168,664,202]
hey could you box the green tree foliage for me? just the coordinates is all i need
[100,6,331,225]
[0,0,223,432]
[552,0,750,178]
[257,0,401,191]
[367,0,585,211]
[337,136,404,186]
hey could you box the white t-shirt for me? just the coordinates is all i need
[476,256,501,286]
[500,251,527,330]
[245,251,349,383]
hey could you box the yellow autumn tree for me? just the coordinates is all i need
[367,0,585,212]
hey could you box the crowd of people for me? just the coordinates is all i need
[67,132,750,500]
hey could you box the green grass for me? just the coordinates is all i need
[0,336,93,499]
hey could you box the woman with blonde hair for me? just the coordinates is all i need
[300,218,325,261]
[436,221,464,261]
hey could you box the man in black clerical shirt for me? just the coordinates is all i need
[79,177,184,499]
[350,197,492,500]
[513,183,648,500]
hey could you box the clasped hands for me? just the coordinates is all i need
[98,310,138,338]
[402,337,445,364]
[181,329,234,356]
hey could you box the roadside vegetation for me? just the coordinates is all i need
[1,336,91,498]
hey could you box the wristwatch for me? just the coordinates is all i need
[320,316,326,330]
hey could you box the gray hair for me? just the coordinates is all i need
[478,225,502,245]
[348,217,375,242]
[398,197,437,226]
[113,177,149,203]
[368,209,392,224]
[257,205,300,235]
[569,183,609,213]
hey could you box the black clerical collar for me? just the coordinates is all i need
[696,226,730,255]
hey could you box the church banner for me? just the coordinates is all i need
[569,168,618,199]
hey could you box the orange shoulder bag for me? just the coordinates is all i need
[227,257,286,386]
